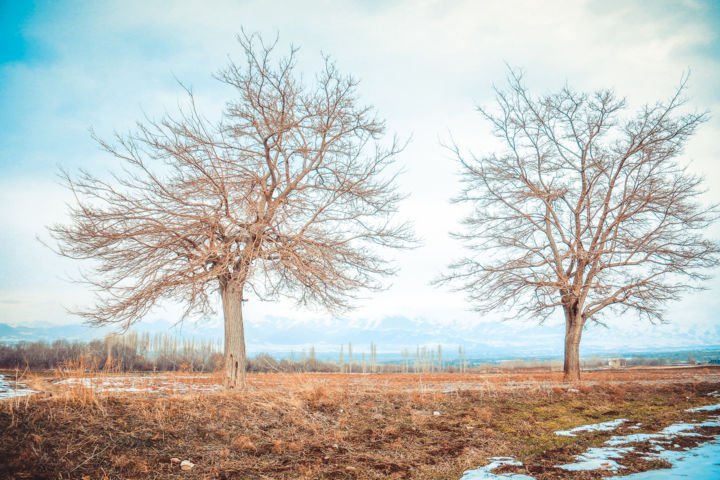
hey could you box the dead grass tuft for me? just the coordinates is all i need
[231,434,258,453]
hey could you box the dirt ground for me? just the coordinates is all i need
[1,367,719,479]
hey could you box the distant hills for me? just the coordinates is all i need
[0,321,113,343]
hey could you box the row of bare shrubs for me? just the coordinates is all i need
[0,339,218,372]
[0,339,397,373]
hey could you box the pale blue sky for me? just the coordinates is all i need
[1,0,719,353]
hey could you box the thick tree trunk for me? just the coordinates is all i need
[563,307,584,382]
[221,279,247,389]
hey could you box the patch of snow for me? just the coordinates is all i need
[661,423,703,435]
[606,417,720,446]
[686,403,720,413]
[0,374,37,399]
[555,418,628,436]
[460,457,536,480]
[606,433,658,445]
[555,414,720,474]
[56,375,222,394]
[556,446,633,472]
[608,433,674,445]
[620,440,720,479]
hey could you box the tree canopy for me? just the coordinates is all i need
[49,33,413,386]
[440,70,719,378]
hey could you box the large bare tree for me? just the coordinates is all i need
[49,33,413,388]
[440,70,719,380]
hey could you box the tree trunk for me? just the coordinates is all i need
[563,307,584,382]
[221,279,247,389]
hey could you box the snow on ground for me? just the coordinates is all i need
[460,404,720,479]
[556,446,634,472]
[621,440,720,479]
[0,374,37,399]
[56,375,222,394]
[460,457,536,480]
[551,414,720,474]
[555,418,628,436]
[686,403,720,413]
[605,417,720,446]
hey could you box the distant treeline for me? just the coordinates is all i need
[249,344,470,374]
[1,331,708,372]
[0,332,221,372]
[0,333,468,373]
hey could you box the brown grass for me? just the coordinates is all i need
[1,368,719,479]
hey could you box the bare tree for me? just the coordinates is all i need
[48,33,413,388]
[439,70,719,381]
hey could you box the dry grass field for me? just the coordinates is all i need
[1,367,720,479]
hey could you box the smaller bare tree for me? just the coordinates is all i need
[48,33,413,388]
[439,69,719,380]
